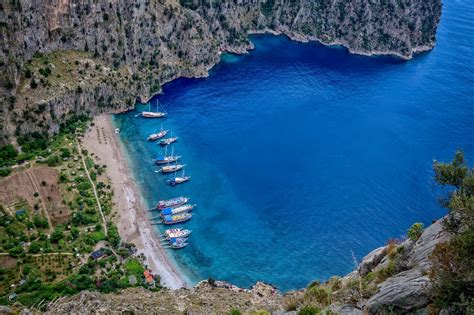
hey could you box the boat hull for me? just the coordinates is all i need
[142,112,166,118]
[160,165,184,173]
[168,177,190,186]
[163,214,192,225]
[157,197,188,210]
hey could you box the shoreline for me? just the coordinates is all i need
[82,114,187,289]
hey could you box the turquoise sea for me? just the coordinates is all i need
[113,0,474,291]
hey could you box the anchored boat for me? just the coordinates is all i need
[162,213,192,225]
[148,126,169,141]
[155,146,181,165]
[140,101,167,118]
[160,228,192,239]
[164,241,188,249]
[160,136,178,146]
[160,164,185,173]
[160,204,195,216]
[157,197,189,210]
[168,169,190,186]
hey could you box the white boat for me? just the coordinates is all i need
[157,197,189,210]
[165,242,188,249]
[161,229,192,239]
[156,155,181,165]
[156,146,181,165]
[160,164,185,173]
[160,204,195,216]
[140,101,167,118]
[148,126,169,141]
[160,137,178,146]
[142,111,166,118]
[168,169,190,186]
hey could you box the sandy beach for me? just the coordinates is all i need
[83,114,186,289]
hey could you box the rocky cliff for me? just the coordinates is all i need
[4,217,446,314]
[0,0,441,143]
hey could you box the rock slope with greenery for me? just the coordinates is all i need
[0,0,441,144]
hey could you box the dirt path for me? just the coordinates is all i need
[76,141,108,236]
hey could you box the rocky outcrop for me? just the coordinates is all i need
[0,0,442,143]
[43,281,284,314]
[26,218,448,314]
[358,219,449,313]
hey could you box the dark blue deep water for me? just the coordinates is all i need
[114,0,474,291]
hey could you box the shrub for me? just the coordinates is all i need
[0,167,11,177]
[0,144,18,167]
[50,226,64,243]
[305,285,331,306]
[298,305,320,315]
[46,155,61,167]
[30,78,38,88]
[407,223,424,241]
[430,151,473,311]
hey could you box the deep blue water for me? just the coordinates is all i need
[113,0,474,291]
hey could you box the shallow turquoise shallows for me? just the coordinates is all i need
[113,0,473,291]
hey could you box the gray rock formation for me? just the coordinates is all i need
[0,0,442,142]
[361,218,449,313]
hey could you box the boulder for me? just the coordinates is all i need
[358,246,388,276]
[408,219,449,269]
[365,268,431,313]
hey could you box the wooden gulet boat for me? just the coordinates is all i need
[162,213,192,225]
[163,241,188,249]
[160,136,178,146]
[156,197,189,210]
[160,164,185,173]
[159,228,192,239]
[160,204,196,217]
[168,169,190,186]
[155,146,181,165]
[148,125,169,141]
[139,101,167,118]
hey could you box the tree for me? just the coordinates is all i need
[430,151,474,311]
[28,241,42,254]
[433,150,468,188]
[50,226,64,243]
[407,223,424,241]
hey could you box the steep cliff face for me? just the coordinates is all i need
[0,0,441,143]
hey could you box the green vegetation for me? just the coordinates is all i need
[0,118,153,307]
[430,151,474,312]
[124,259,145,278]
[407,223,424,241]
[260,0,275,17]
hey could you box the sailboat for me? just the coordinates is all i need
[155,146,181,165]
[147,124,169,141]
[168,169,191,186]
[160,164,185,173]
[160,130,178,146]
[156,197,189,210]
[160,228,192,239]
[141,100,167,118]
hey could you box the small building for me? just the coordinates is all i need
[90,249,105,260]
[15,209,26,216]
[143,270,155,286]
